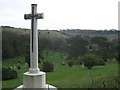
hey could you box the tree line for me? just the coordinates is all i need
[66,35,119,69]
[2,30,65,60]
[2,29,119,66]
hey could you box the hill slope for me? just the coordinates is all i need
[2,27,69,39]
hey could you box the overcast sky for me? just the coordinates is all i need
[0,0,119,30]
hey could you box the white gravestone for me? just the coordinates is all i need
[15,4,57,90]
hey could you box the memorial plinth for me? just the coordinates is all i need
[15,4,57,90]
[15,72,56,89]
[23,72,46,88]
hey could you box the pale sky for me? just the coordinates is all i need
[0,0,119,30]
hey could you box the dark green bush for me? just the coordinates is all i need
[73,59,82,65]
[2,67,17,80]
[42,61,54,72]
[96,58,105,66]
[67,60,74,67]
[81,54,105,69]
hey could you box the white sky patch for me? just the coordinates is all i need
[0,0,119,30]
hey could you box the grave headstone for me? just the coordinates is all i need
[14,66,16,69]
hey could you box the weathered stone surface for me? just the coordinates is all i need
[23,72,46,88]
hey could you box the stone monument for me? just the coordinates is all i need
[15,4,57,89]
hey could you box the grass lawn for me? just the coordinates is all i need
[2,51,119,89]
[47,61,118,88]
[2,60,118,89]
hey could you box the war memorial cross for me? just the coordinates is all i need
[24,4,44,73]
[15,4,57,89]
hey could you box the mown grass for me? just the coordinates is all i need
[2,51,119,89]
[2,61,118,89]
[46,61,118,88]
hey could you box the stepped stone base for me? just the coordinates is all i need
[14,71,57,90]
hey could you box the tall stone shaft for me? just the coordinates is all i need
[29,4,39,73]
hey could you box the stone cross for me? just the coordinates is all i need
[15,4,56,89]
[24,4,44,74]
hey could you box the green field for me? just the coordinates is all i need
[2,51,119,89]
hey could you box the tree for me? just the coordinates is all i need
[2,31,16,59]
[13,40,19,57]
[25,44,30,67]
[2,31,30,60]
[116,45,120,63]
[66,35,89,59]
[42,61,54,72]
[90,36,114,61]
[81,54,105,69]
[110,39,118,60]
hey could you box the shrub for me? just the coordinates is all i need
[74,59,82,65]
[81,54,104,69]
[96,58,105,66]
[67,60,74,67]
[2,67,17,80]
[42,61,54,72]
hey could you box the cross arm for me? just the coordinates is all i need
[24,14,32,20]
[35,13,44,19]
[24,13,44,20]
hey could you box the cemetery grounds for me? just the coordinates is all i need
[2,51,119,89]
